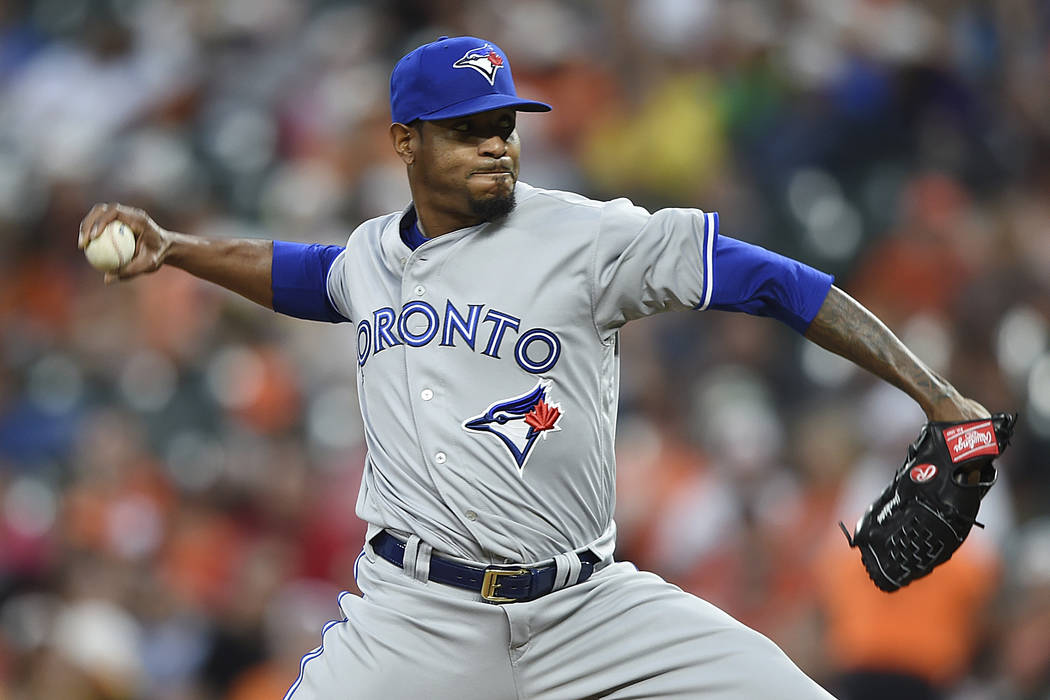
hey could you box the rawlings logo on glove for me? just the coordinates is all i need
[840,413,1016,592]
[944,421,998,462]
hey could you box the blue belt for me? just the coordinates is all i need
[372,530,601,603]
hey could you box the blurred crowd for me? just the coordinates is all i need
[0,0,1048,698]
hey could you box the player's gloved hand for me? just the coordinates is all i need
[78,203,171,284]
[840,412,1016,592]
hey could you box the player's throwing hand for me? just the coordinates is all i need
[78,203,170,284]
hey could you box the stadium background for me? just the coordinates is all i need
[0,1,1048,698]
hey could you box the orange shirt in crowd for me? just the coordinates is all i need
[817,537,999,686]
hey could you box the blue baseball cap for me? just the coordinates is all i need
[390,36,551,124]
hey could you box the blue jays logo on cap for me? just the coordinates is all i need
[390,36,551,124]
[453,44,505,85]
[463,380,563,475]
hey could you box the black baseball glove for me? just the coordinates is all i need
[840,413,1016,592]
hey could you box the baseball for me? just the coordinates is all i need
[84,221,136,272]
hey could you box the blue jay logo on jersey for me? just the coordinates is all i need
[463,380,562,474]
[452,44,505,85]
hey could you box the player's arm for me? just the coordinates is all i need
[78,203,348,322]
[79,203,273,306]
[705,235,986,423]
[804,286,988,422]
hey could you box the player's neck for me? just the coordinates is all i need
[413,205,483,239]
[408,180,488,238]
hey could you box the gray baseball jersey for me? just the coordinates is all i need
[327,182,713,565]
[286,182,834,699]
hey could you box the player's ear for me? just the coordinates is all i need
[390,122,417,165]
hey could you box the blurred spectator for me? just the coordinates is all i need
[990,518,1050,699]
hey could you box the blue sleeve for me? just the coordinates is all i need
[271,241,349,323]
[705,235,833,333]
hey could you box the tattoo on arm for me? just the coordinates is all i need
[804,286,952,414]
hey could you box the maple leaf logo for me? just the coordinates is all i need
[488,50,504,67]
[525,399,560,434]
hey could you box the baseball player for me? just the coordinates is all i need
[79,36,994,699]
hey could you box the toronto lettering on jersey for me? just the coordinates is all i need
[356,299,562,374]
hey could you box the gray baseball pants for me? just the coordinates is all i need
[285,544,836,699]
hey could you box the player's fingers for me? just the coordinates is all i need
[81,203,130,248]
[95,205,143,239]
[79,203,152,249]
[78,202,115,249]
[111,203,151,229]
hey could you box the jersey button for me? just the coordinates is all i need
[465,510,478,521]
[414,285,425,296]
[420,388,434,401]
[434,452,446,464]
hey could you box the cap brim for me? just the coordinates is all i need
[416,93,551,122]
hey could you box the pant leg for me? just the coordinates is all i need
[284,553,519,700]
[512,562,837,700]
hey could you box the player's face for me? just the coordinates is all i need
[410,109,521,230]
